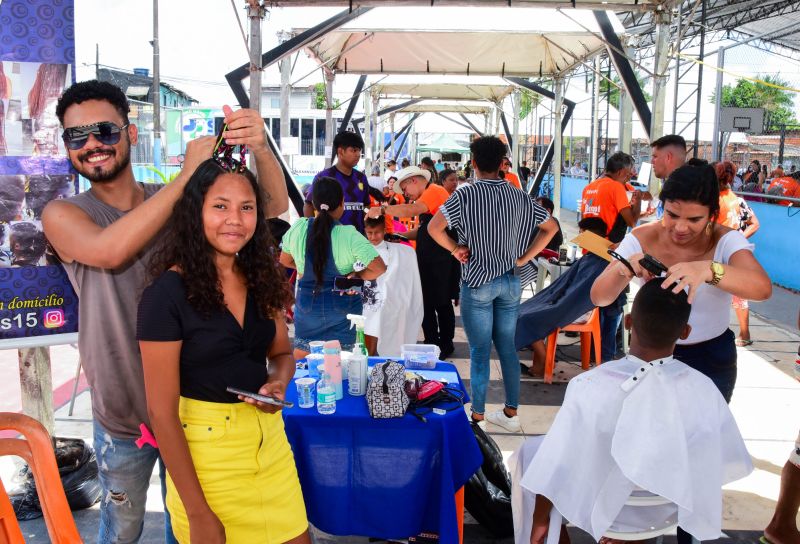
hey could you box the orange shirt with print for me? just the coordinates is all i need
[766,176,800,206]
[504,172,522,190]
[417,183,451,216]
[716,188,742,229]
[580,176,630,237]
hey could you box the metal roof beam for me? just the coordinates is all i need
[594,10,652,135]
[270,0,660,10]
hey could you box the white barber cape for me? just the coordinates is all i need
[519,355,753,542]
[362,240,423,357]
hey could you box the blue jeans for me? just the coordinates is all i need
[600,306,623,362]
[460,272,522,415]
[93,421,177,544]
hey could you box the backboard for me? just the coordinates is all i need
[720,108,765,134]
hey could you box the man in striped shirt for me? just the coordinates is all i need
[428,136,559,432]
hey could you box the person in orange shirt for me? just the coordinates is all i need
[580,151,641,243]
[501,156,523,190]
[766,173,800,206]
[367,166,457,357]
[715,161,760,347]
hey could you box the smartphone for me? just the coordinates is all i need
[639,254,668,276]
[226,387,294,408]
[333,275,365,293]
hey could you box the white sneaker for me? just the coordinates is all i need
[486,409,521,432]
[471,418,487,431]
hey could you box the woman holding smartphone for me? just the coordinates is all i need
[280,176,386,359]
[137,159,308,544]
[591,164,771,404]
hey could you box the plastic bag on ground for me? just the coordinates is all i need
[463,422,514,538]
[10,437,101,520]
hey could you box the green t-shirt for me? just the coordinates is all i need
[282,218,379,276]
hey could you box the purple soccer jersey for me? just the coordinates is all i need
[309,166,371,233]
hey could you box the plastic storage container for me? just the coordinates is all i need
[401,344,440,370]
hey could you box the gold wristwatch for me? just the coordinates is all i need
[707,261,725,286]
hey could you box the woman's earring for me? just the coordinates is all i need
[706,221,713,235]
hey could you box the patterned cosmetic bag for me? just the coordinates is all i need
[367,360,409,418]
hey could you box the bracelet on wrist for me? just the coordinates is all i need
[451,245,459,255]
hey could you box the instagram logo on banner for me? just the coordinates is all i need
[43,309,65,329]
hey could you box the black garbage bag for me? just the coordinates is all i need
[471,422,512,495]
[11,437,102,520]
[464,468,514,538]
[463,422,514,538]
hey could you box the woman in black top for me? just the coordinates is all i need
[137,159,308,544]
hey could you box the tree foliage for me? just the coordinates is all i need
[519,89,542,120]
[599,73,651,111]
[709,75,797,130]
[313,83,340,110]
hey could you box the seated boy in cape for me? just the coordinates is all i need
[513,279,753,544]
[361,216,423,357]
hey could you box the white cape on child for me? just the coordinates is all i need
[518,355,753,542]
[362,240,423,358]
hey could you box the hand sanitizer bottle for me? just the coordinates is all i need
[348,342,368,396]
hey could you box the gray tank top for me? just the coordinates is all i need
[61,183,163,439]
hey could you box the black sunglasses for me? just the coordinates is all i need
[61,121,129,150]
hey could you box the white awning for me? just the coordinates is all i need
[375,82,514,102]
[296,7,625,77]
[397,103,492,114]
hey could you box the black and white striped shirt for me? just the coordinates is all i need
[441,178,550,288]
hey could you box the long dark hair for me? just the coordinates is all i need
[149,159,291,318]
[309,176,343,286]
[659,164,720,221]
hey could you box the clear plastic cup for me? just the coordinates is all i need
[306,353,324,380]
[309,341,325,355]
[295,378,316,409]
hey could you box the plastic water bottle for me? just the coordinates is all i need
[348,343,368,396]
[317,372,336,415]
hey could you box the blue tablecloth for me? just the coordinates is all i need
[283,360,482,543]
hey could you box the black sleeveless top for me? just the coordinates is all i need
[137,271,276,403]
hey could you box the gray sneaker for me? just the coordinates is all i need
[486,409,521,432]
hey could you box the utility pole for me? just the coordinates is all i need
[95,43,99,80]
[247,1,266,175]
[152,0,161,171]
[324,71,335,168]
[278,31,292,163]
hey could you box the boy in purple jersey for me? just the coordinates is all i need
[305,131,371,233]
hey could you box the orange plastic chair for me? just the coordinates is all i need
[543,308,602,384]
[0,413,83,544]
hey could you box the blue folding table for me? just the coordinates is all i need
[282,360,482,544]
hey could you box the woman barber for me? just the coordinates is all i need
[591,164,771,404]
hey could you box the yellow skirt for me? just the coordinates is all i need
[167,397,307,543]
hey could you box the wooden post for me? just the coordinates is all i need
[18,347,54,437]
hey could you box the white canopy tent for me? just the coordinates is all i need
[293,6,626,211]
[297,7,625,78]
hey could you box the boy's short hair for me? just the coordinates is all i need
[364,216,386,230]
[332,131,364,153]
[631,278,691,349]
[577,217,607,237]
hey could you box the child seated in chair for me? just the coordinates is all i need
[515,279,753,544]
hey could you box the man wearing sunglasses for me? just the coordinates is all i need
[42,80,288,544]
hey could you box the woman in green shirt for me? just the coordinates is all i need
[280,176,386,359]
